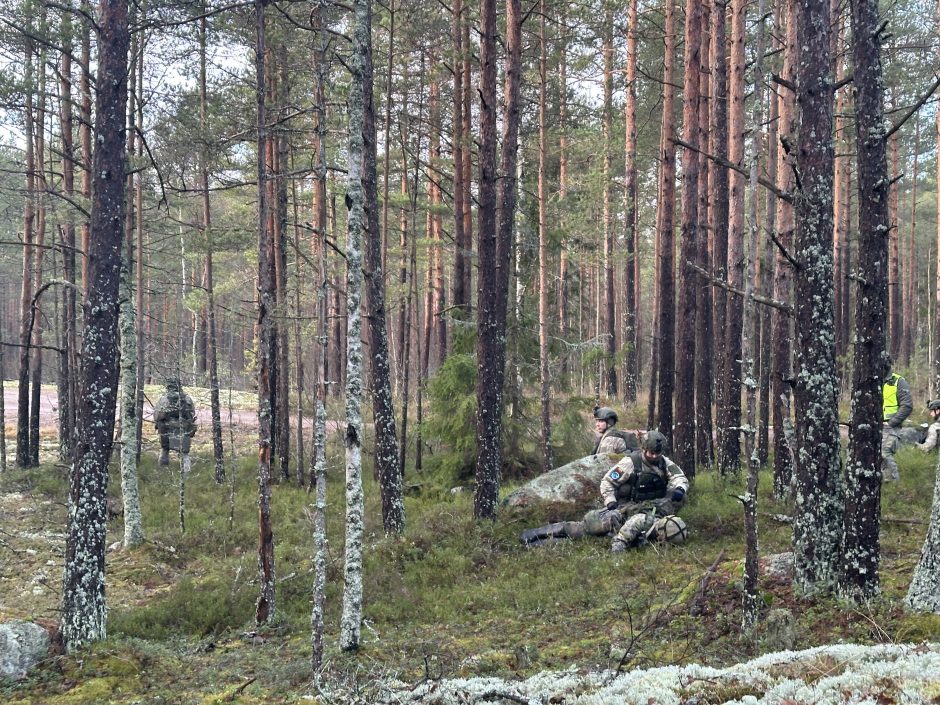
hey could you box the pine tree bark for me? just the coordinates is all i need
[61,0,129,651]
[16,31,36,469]
[253,0,276,626]
[695,0,713,467]
[720,0,746,478]
[361,0,405,535]
[654,0,677,437]
[772,0,797,499]
[710,0,729,458]
[58,13,78,461]
[841,0,890,602]
[475,0,520,519]
[602,10,617,398]
[537,0,553,473]
[199,12,225,484]
[451,0,468,316]
[340,0,369,649]
[622,0,639,402]
[675,0,702,474]
[792,0,842,594]
[888,128,901,360]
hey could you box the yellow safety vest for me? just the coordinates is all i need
[883,373,900,420]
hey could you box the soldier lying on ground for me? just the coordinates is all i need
[520,430,689,552]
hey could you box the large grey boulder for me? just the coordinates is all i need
[0,621,51,679]
[502,454,618,509]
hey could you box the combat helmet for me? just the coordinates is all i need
[656,515,688,544]
[593,406,618,425]
[642,430,668,454]
[928,399,940,411]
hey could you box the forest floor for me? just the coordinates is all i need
[0,398,939,704]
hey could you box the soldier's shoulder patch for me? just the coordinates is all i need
[609,470,621,481]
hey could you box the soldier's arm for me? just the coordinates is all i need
[664,458,690,493]
[600,457,634,506]
[917,423,940,452]
[890,378,914,426]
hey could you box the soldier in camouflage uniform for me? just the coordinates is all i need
[592,406,639,455]
[599,430,689,552]
[520,431,689,550]
[916,400,940,452]
[153,377,197,472]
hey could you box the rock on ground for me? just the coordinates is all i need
[502,454,618,509]
[0,621,51,679]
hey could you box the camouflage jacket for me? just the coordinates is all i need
[599,451,688,507]
[154,391,197,436]
[593,429,638,456]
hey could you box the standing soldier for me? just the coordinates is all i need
[882,357,913,481]
[153,377,197,473]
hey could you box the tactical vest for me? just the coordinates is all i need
[622,450,668,502]
[883,373,901,420]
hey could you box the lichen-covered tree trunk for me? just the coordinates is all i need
[340,0,369,650]
[840,0,890,603]
[118,260,143,548]
[675,0,702,475]
[362,0,404,535]
[474,0,520,520]
[253,0,276,627]
[792,0,842,594]
[61,0,129,651]
[887,129,901,361]
[772,0,796,500]
[654,0,677,437]
[907,453,940,612]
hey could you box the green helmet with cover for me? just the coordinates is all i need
[928,399,940,411]
[593,406,618,425]
[642,430,668,454]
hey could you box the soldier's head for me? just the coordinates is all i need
[929,399,940,419]
[882,355,894,380]
[593,406,618,434]
[641,430,668,463]
[164,377,182,392]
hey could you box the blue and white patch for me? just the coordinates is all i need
[609,471,621,481]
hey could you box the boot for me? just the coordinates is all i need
[159,450,169,466]
[519,522,573,545]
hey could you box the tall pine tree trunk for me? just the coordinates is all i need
[675,0,702,474]
[340,0,369,649]
[622,0,639,402]
[841,0,890,602]
[537,0,553,473]
[61,0,129,651]
[654,0,677,437]
[792,0,842,594]
[253,0,276,626]
[362,0,405,535]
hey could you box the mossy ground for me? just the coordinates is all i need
[0,421,937,703]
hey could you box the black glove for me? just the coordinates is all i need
[606,501,618,511]
[671,488,686,503]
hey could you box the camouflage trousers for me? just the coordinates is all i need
[881,427,900,482]
[583,497,684,541]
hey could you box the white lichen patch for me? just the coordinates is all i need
[369,643,940,704]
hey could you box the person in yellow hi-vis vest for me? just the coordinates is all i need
[882,357,913,481]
